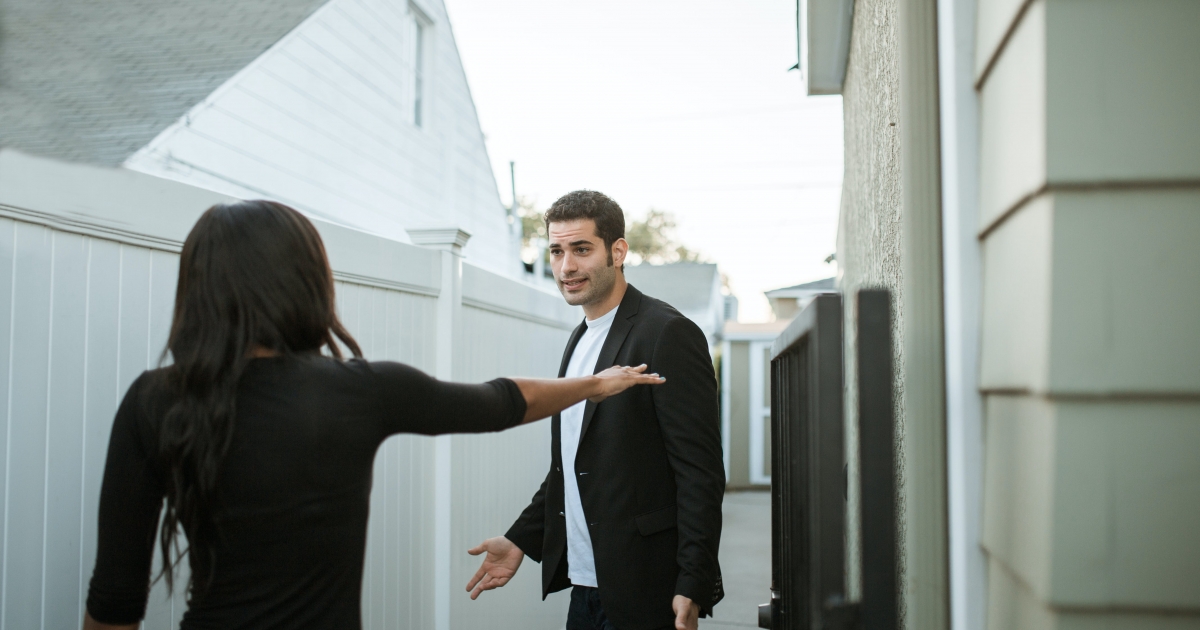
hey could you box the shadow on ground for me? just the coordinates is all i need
[701,490,770,630]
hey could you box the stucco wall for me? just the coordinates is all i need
[835,0,905,610]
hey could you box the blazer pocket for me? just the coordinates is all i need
[635,504,677,536]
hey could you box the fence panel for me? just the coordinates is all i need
[762,291,897,630]
[450,303,575,629]
[765,294,844,630]
[447,264,579,629]
[336,281,440,630]
[0,220,189,627]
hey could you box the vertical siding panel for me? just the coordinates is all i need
[348,285,379,630]
[333,281,346,356]
[78,239,122,615]
[340,284,374,628]
[115,246,151,395]
[422,295,437,628]
[3,223,53,630]
[0,218,15,620]
[42,233,89,629]
[381,291,401,627]
[149,251,188,627]
[114,247,172,629]
[365,288,386,630]
[392,300,408,626]
[450,306,570,630]
[149,251,178,367]
[339,283,361,353]
[403,294,415,360]
[397,292,417,627]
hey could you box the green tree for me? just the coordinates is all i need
[517,196,545,247]
[625,209,705,265]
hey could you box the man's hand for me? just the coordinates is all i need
[466,536,524,600]
[672,595,699,630]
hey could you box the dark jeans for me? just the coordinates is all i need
[567,586,618,630]
[566,586,675,630]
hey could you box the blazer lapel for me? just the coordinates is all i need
[552,319,588,462]
[578,285,643,442]
[559,320,588,378]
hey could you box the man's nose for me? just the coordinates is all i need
[560,251,578,273]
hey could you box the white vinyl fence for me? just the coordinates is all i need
[0,149,577,629]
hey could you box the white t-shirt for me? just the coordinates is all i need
[560,304,618,587]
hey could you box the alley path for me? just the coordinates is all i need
[701,490,771,630]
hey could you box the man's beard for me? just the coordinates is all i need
[559,263,617,307]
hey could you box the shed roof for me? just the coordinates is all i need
[0,0,327,166]
[764,276,837,298]
[625,262,720,314]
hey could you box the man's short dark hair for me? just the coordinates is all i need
[544,190,626,259]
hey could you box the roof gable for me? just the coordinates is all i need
[120,0,513,275]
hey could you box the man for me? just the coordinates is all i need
[466,191,724,630]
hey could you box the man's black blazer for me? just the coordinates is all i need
[505,284,725,630]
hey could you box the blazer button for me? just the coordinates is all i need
[559,512,565,517]
[556,466,561,472]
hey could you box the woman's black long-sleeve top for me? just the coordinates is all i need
[85,354,526,629]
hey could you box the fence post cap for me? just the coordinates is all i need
[406,227,472,254]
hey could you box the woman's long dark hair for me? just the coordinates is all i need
[158,200,362,598]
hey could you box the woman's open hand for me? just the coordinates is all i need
[590,364,665,403]
[513,365,665,422]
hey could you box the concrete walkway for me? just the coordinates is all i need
[701,490,771,630]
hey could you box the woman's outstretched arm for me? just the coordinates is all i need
[510,364,664,423]
[83,612,136,630]
[373,362,664,436]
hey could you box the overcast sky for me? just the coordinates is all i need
[443,0,843,322]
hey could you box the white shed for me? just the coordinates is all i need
[623,262,725,352]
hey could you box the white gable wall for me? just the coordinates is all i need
[123,0,515,276]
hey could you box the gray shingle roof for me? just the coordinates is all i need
[0,0,328,166]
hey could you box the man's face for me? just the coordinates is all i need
[548,219,620,307]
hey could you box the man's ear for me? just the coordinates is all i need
[611,238,629,269]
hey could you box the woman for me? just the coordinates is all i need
[83,201,662,629]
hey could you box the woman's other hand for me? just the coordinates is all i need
[590,364,664,403]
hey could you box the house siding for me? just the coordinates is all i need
[123,0,513,277]
[977,0,1200,626]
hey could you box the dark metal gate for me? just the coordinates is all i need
[759,290,897,630]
